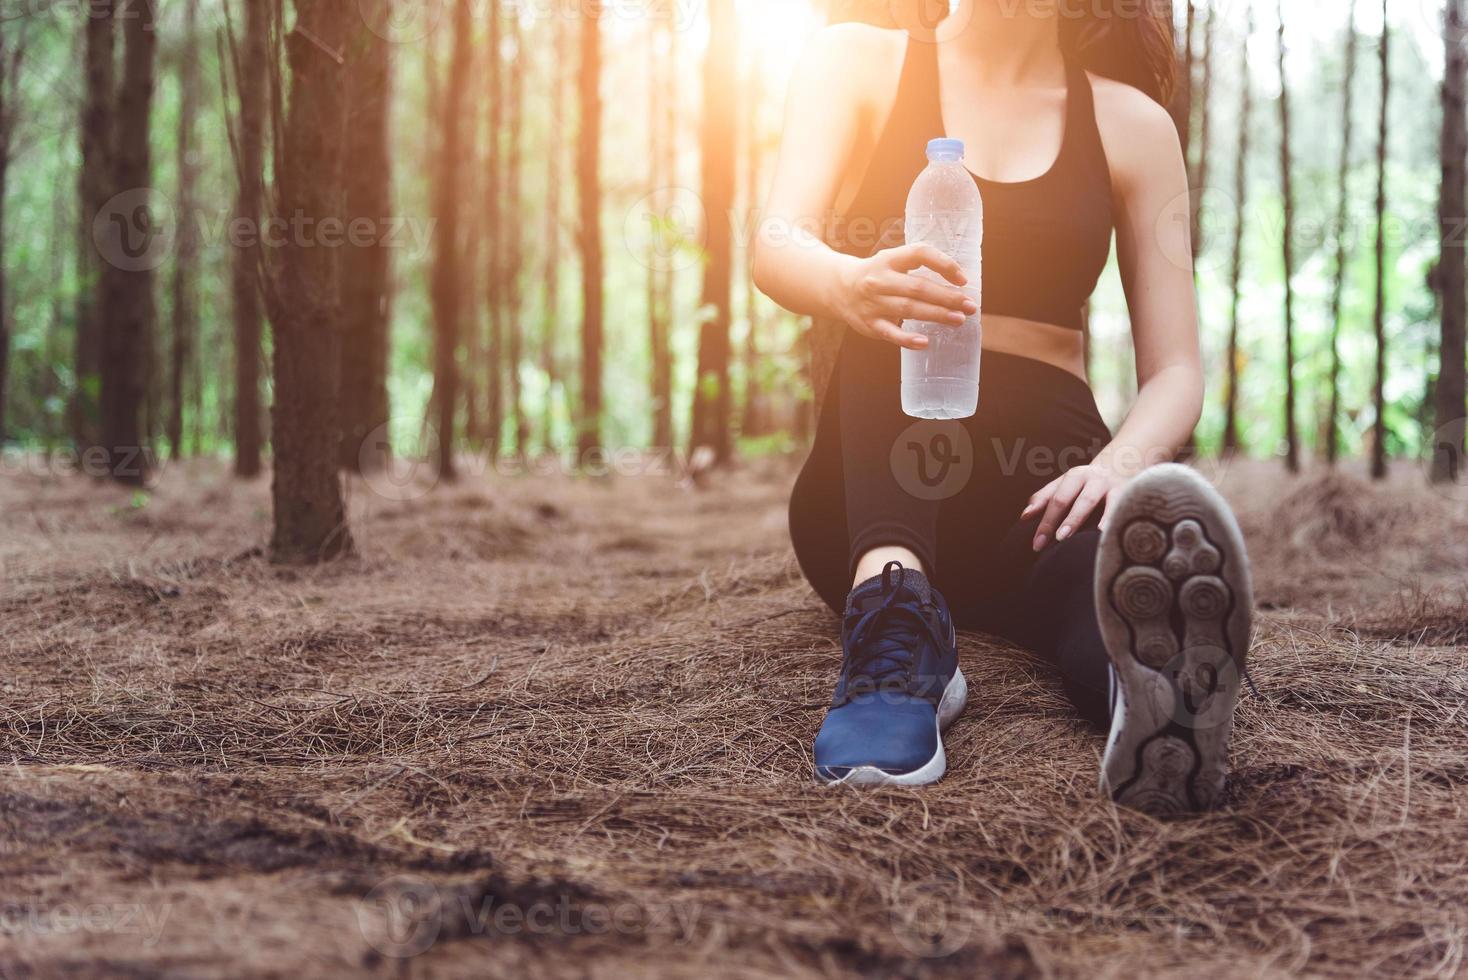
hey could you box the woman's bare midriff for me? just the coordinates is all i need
[979,314,1088,381]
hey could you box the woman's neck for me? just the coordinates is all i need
[939,0,1063,84]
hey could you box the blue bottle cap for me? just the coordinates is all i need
[926,138,964,161]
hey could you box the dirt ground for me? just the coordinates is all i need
[2,451,1466,978]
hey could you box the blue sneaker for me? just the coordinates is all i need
[813,562,967,786]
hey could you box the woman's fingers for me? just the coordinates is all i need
[877,296,967,327]
[883,271,974,315]
[1034,471,1086,551]
[1021,481,1057,519]
[890,244,967,287]
[1056,482,1107,541]
[865,319,924,349]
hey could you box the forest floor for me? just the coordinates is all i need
[2,450,1467,978]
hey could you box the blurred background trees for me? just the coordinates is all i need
[0,0,1464,559]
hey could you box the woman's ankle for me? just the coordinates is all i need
[851,546,925,590]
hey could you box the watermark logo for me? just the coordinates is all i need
[1423,417,1468,501]
[890,419,974,501]
[1156,185,1237,275]
[92,187,176,273]
[360,0,445,43]
[888,874,972,958]
[358,875,443,959]
[358,417,442,502]
[1405,0,1468,45]
[356,875,703,960]
[625,185,705,272]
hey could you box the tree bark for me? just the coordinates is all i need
[430,0,473,481]
[168,0,200,460]
[230,0,268,478]
[485,0,504,455]
[505,10,526,456]
[1222,6,1253,454]
[73,0,113,455]
[576,1,604,459]
[1325,0,1359,466]
[1370,0,1389,480]
[1193,1,1214,256]
[1432,0,1467,484]
[267,0,353,561]
[741,43,766,439]
[339,0,393,472]
[646,13,674,449]
[689,0,737,465]
[1276,0,1298,472]
[542,12,566,451]
[1173,0,1195,171]
[99,0,158,485]
[0,23,18,443]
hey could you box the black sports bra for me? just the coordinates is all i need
[834,35,1115,332]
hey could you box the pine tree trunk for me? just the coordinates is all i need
[541,13,566,452]
[267,0,353,561]
[1174,0,1195,170]
[1276,0,1298,472]
[646,15,672,448]
[741,44,765,439]
[1222,7,1253,454]
[1370,0,1389,480]
[576,2,604,459]
[73,0,112,456]
[168,0,199,461]
[0,149,8,444]
[654,14,678,448]
[0,24,14,444]
[339,0,393,473]
[1326,0,1359,466]
[230,0,267,478]
[505,11,526,457]
[689,0,737,465]
[485,0,504,456]
[1193,1,1214,257]
[99,0,157,485]
[1432,0,1467,483]
[430,0,473,481]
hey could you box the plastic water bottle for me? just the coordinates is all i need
[901,138,983,419]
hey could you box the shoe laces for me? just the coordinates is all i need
[842,562,947,699]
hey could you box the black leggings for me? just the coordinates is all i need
[789,332,1115,728]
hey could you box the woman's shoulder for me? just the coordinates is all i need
[1086,73,1184,189]
[1087,73,1176,136]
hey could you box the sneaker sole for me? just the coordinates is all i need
[1095,464,1252,814]
[818,668,968,788]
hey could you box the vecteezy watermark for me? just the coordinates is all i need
[1404,0,1468,45]
[888,874,972,958]
[624,185,705,273]
[1422,417,1468,501]
[355,875,703,960]
[92,188,177,274]
[0,901,172,946]
[890,419,975,501]
[359,0,445,44]
[92,189,437,273]
[0,445,166,482]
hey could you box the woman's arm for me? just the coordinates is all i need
[753,26,974,351]
[1025,79,1205,550]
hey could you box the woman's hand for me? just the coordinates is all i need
[831,244,976,350]
[1022,460,1131,551]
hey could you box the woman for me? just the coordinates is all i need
[752,1,1254,813]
